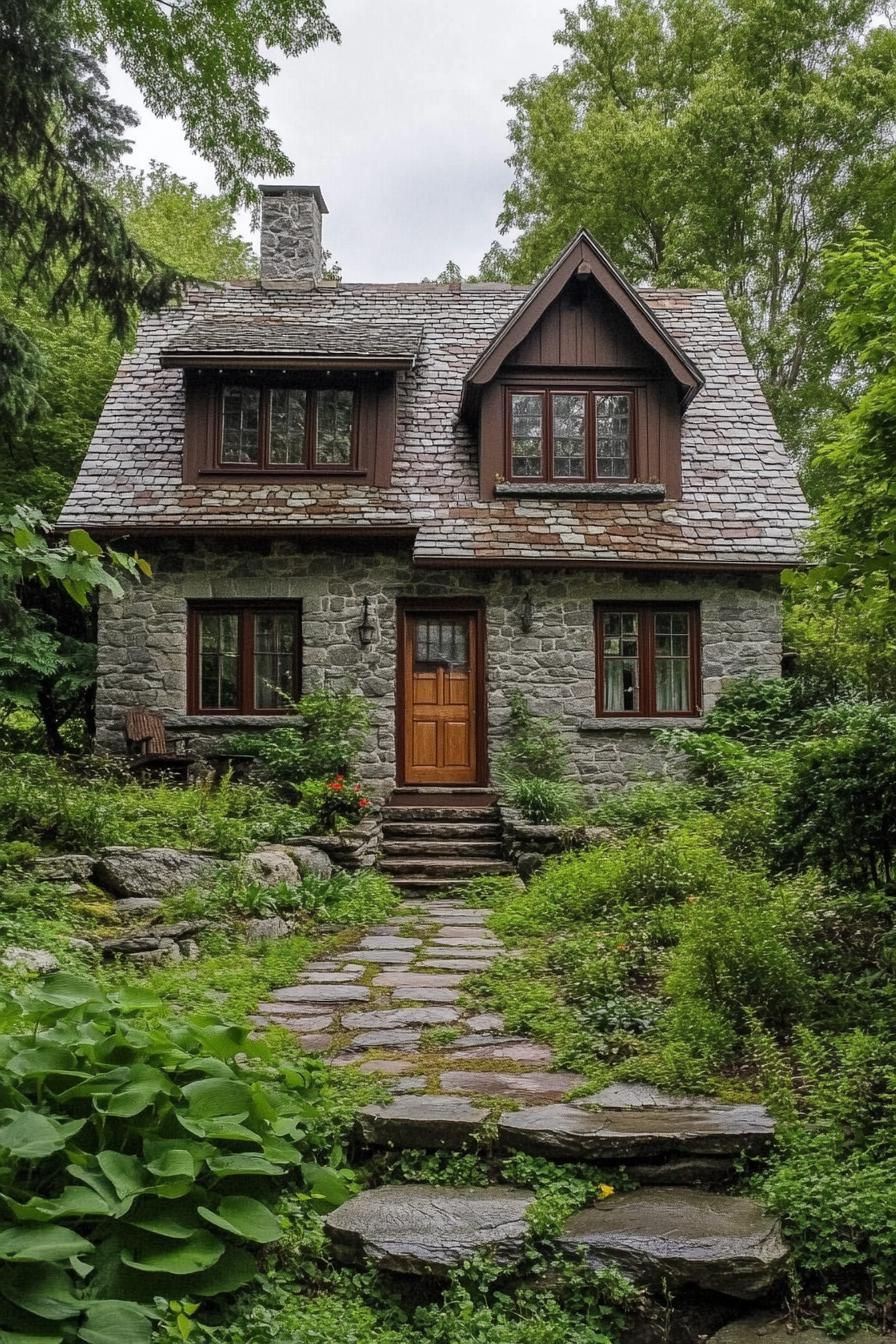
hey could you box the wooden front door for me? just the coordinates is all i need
[400,608,481,786]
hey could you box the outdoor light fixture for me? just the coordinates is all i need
[358,596,375,646]
[520,591,534,634]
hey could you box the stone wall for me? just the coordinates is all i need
[96,540,783,798]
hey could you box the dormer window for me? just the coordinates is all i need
[219,385,355,471]
[507,390,633,483]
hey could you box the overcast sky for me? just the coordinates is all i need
[103,0,567,281]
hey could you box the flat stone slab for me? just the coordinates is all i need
[326,1184,534,1276]
[299,970,364,983]
[349,1029,422,1050]
[708,1313,886,1342]
[337,949,415,965]
[419,958,497,972]
[270,984,370,1004]
[440,1070,586,1101]
[359,936,422,950]
[447,1040,554,1064]
[627,1156,737,1187]
[374,972,464,988]
[357,1095,489,1149]
[255,1012,334,1031]
[392,987,460,1003]
[357,1059,420,1076]
[465,1013,505,1032]
[582,1083,720,1110]
[297,1033,332,1052]
[342,1007,459,1030]
[431,934,499,946]
[560,1188,788,1300]
[498,1101,775,1161]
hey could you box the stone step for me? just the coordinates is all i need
[380,839,504,858]
[381,806,499,823]
[559,1188,787,1300]
[355,1090,775,1160]
[382,821,502,840]
[325,1183,787,1299]
[379,857,514,878]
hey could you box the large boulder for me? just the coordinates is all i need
[356,1095,490,1149]
[1,946,60,974]
[245,916,293,942]
[284,844,333,878]
[241,849,300,887]
[560,1188,788,1300]
[34,854,95,883]
[325,1184,534,1276]
[95,847,217,900]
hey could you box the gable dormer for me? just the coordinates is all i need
[462,233,703,503]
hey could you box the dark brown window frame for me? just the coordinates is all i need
[215,382,358,475]
[187,600,302,716]
[594,602,701,718]
[505,387,636,484]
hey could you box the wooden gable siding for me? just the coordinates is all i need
[183,372,397,486]
[478,275,683,501]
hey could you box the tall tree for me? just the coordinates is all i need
[490,0,896,457]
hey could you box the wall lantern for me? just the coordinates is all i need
[358,596,376,647]
[520,591,534,634]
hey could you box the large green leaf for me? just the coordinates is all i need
[97,1082,161,1119]
[112,987,161,1014]
[301,1162,355,1210]
[67,530,103,557]
[120,1230,224,1275]
[127,1201,201,1240]
[143,1149,198,1181]
[0,1112,84,1160]
[181,1245,257,1297]
[78,1301,153,1344]
[198,1196,281,1244]
[0,1225,93,1262]
[205,1152,285,1177]
[0,1264,82,1321]
[4,1186,110,1223]
[177,1115,261,1144]
[180,1078,251,1118]
[96,1154,146,1202]
[5,1047,86,1080]
[65,1168,129,1216]
[32,975,107,1009]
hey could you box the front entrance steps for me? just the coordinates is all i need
[378,796,514,895]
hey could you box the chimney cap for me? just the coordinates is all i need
[259,183,328,214]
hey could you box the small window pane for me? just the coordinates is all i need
[198,613,240,709]
[596,394,631,478]
[552,394,586,477]
[269,389,307,465]
[315,389,354,465]
[221,387,260,464]
[602,612,640,712]
[511,394,544,478]
[253,611,297,709]
[655,611,691,712]
[414,618,469,668]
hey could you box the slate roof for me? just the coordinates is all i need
[59,279,811,568]
[162,317,423,362]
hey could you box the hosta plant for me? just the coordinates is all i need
[0,973,353,1344]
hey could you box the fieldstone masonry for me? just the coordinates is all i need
[259,184,326,282]
[96,540,783,797]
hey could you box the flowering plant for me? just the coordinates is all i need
[297,775,371,831]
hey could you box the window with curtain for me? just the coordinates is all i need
[595,604,699,716]
[189,604,301,714]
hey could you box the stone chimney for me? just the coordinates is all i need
[259,184,328,282]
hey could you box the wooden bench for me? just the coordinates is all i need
[122,708,196,784]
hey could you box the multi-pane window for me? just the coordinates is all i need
[595,604,699,717]
[218,385,354,470]
[189,604,300,714]
[413,617,469,669]
[508,390,633,482]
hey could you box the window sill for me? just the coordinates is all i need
[495,482,665,501]
[578,716,705,733]
[168,715,304,730]
[196,469,367,481]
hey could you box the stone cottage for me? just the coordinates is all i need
[59,184,809,802]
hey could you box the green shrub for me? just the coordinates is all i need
[496,691,569,783]
[702,673,807,745]
[168,869,398,928]
[0,973,354,1342]
[0,840,39,869]
[0,755,310,856]
[507,775,579,824]
[227,690,370,790]
[589,781,705,835]
[778,703,896,885]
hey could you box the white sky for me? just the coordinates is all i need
[103,0,566,281]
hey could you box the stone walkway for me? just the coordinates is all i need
[253,897,581,1097]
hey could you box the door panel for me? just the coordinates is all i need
[402,610,480,785]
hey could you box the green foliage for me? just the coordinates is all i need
[497,692,569,783]
[778,704,896,885]
[702,674,808,746]
[0,972,353,1342]
[0,755,309,856]
[490,0,896,455]
[589,780,704,835]
[506,776,579,824]
[171,867,397,929]
[0,841,39,870]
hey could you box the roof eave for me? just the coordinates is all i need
[160,353,416,372]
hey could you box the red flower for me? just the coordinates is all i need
[358,797,370,808]
[327,777,345,792]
